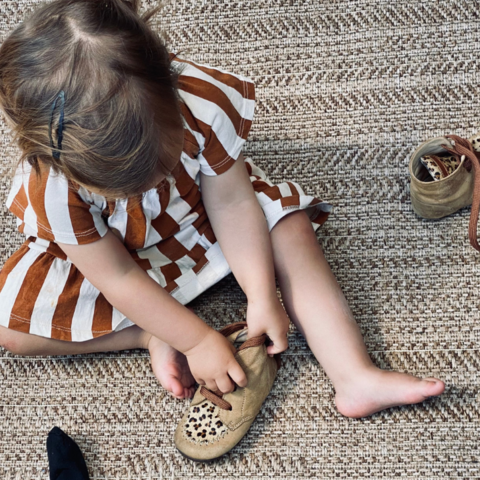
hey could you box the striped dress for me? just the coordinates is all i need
[0,57,332,342]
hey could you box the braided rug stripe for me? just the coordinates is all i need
[1,0,479,478]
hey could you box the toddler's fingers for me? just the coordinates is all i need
[266,336,288,356]
[228,361,247,388]
[266,345,287,355]
[205,379,219,392]
[216,375,235,394]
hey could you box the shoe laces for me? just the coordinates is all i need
[199,322,281,411]
[442,134,480,252]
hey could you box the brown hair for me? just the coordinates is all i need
[0,0,184,198]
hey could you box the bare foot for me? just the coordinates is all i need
[146,334,196,400]
[334,367,445,418]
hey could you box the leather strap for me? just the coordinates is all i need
[442,135,480,252]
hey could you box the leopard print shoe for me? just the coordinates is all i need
[174,322,280,462]
[409,132,480,251]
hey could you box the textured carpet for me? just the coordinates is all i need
[1,0,480,478]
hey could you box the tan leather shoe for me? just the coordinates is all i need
[174,322,280,462]
[409,134,480,251]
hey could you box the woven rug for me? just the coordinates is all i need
[1,0,480,478]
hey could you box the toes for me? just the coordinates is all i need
[422,378,445,397]
[166,376,185,398]
[164,376,198,400]
[168,385,195,400]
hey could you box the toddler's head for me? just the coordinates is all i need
[0,0,184,198]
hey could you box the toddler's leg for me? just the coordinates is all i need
[0,324,148,356]
[270,210,445,418]
[0,320,195,399]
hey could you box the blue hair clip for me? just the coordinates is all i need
[48,91,66,160]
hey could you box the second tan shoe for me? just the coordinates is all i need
[409,134,480,251]
[174,322,280,462]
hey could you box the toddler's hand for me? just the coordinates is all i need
[246,296,289,356]
[183,329,247,394]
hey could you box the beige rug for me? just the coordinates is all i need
[1,0,480,478]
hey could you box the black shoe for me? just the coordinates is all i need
[46,427,90,480]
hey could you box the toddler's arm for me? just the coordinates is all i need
[58,231,247,393]
[200,153,290,354]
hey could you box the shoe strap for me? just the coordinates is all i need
[199,328,281,410]
[442,135,480,252]
[218,321,282,369]
[200,386,233,410]
[218,321,247,338]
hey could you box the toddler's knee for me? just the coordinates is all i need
[275,210,313,236]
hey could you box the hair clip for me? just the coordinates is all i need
[48,90,66,160]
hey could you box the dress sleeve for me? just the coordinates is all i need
[6,162,108,245]
[174,57,256,176]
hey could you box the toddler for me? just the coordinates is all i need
[0,0,444,417]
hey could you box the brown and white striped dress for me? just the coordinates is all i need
[0,57,332,342]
